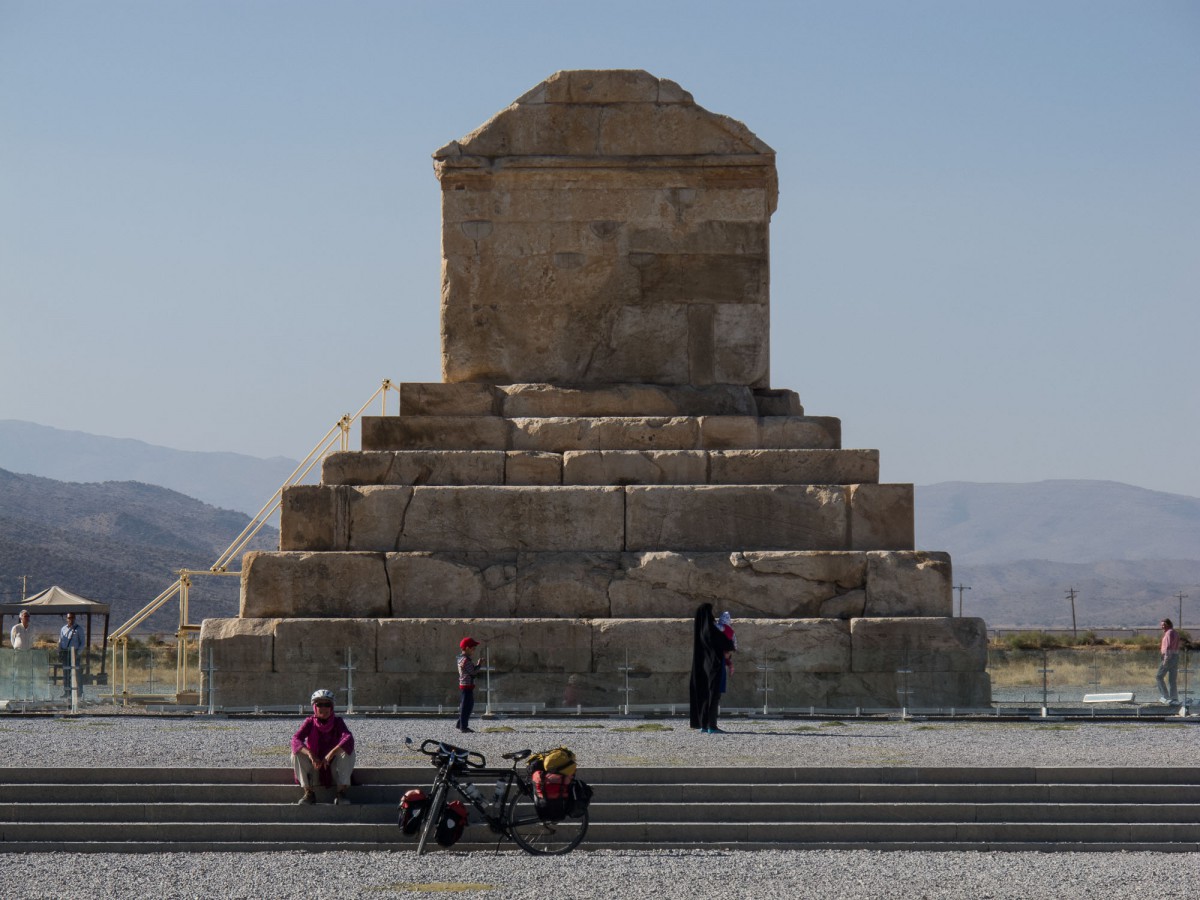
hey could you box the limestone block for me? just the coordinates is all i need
[562,451,707,486]
[396,486,626,553]
[718,671,841,709]
[849,483,915,551]
[831,671,992,709]
[513,552,621,618]
[240,550,390,618]
[322,451,506,486]
[273,619,380,674]
[587,303,693,384]
[590,618,692,675]
[636,254,768,307]
[850,617,988,673]
[732,550,867,587]
[733,619,851,673]
[758,417,841,450]
[541,69,669,105]
[510,417,599,452]
[819,589,866,619]
[204,672,319,709]
[510,417,702,452]
[610,551,866,618]
[499,383,756,417]
[864,551,953,617]
[713,304,770,386]
[340,672,413,707]
[360,416,510,452]
[280,485,345,551]
[378,619,592,674]
[504,451,562,485]
[386,552,518,618]
[625,485,849,551]
[698,416,760,450]
[708,450,879,485]
[199,617,278,673]
[399,383,501,416]
[627,221,768,257]
[753,389,803,417]
[592,417,701,451]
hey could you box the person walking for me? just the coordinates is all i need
[58,612,84,697]
[291,688,356,804]
[456,637,481,733]
[689,603,735,734]
[1157,618,1182,705]
[10,610,32,650]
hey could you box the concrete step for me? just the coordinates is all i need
[6,767,1200,852]
[11,780,1200,807]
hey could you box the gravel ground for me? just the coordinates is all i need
[4,849,1200,899]
[3,712,1200,899]
[2,710,1198,768]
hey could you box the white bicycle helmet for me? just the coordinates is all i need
[310,688,335,705]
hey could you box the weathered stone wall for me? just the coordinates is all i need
[434,70,776,387]
[201,616,989,710]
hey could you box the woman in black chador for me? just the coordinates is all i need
[689,602,735,734]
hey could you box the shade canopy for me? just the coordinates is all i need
[0,585,111,616]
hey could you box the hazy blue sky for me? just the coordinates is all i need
[2,1,1197,496]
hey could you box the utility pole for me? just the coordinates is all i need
[953,584,972,617]
[19,575,30,601]
[1178,592,1189,634]
[1065,587,1078,639]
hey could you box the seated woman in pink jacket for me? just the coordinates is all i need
[291,688,356,804]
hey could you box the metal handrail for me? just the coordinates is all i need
[108,379,399,702]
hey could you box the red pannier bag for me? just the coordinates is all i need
[531,769,573,821]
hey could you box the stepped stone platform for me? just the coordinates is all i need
[200,69,988,711]
[5,766,1199,852]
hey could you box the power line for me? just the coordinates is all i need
[1065,587,1079,638]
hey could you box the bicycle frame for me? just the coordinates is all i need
[407,738,588,856]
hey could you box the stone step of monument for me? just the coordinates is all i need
[238,549,953,621]
[396,382,796,419]
[201,616,986,709]
[5,766,1200,852]
[360,415,841,454]
[323,449,881,487]
[279,483,913,554]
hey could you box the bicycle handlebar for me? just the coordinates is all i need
[418,738,487,769]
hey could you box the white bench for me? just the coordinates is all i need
[1081,692,1135,704]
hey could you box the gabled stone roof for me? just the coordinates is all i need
[434,69,774,161]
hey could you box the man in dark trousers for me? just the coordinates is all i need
[58,612,85,697]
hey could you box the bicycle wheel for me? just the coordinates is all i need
[416,779,447,856]
[505,781,588,855]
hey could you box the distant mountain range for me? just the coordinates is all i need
[915,480,1200,565]
[1,420,1197,629]
[0,420,300,516]
[0,467,276,630]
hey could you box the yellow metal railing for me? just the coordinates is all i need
[109,379,399,702]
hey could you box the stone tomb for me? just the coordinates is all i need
[200,70,989,710]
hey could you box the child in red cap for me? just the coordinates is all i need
[457,637,480,732]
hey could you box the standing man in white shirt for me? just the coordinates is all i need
[10,610,32,650]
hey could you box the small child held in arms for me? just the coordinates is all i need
[717,611,737,693]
